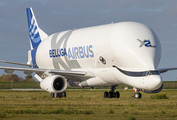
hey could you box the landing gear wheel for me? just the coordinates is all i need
[103,86,120,98]
[115,92,120,98]
[62,91,66,97]
[56,92,66,98]
[134,93,142,98]
[50,93,55,98]
[56,93,62,98]
[104,92,108,98]
[139,93,142,98]
[108,91,113,98]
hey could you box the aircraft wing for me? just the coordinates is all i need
[0,60,31,67]
[0,66,95,81]
[158,68,177,73]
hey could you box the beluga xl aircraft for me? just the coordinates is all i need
[0,7,176,98]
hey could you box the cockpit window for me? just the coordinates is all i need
[113,65,160,77]
[150,71,160,75]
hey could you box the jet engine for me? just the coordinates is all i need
[143,83,163,93]
[40,75,67,93]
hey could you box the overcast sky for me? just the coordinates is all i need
[0,0,177,81]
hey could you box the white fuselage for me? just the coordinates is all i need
[35,22,162,90]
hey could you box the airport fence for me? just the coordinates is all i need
[0,81,177,90]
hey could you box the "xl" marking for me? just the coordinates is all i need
[137,39,156,48]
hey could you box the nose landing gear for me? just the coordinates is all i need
[134,93,142,98]
[104,86,120,98]
[133,87,142,98]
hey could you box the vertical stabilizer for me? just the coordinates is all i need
[26,7,48,68]
[26,7,41,50]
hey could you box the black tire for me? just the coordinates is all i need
[50,93,55,98]
[56,93,59,98]
[59,93,62,98]
[104,91,108,98]
[134,93,141,98]
[115,92,120,98]
[108,91,112,98]
[139,93,142,98]
[62,91,66,97]
[55,93,61,98]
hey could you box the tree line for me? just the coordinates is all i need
[0,74,35,82]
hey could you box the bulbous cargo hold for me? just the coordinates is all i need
[109,22,161,71]
[36,22,161,72]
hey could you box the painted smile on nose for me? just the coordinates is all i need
[112,65,160,77]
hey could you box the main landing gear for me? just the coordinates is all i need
[104,86,120,98]
[133,88,142,98]
[50,91,66,98]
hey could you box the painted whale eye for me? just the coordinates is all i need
[99,56,106,65]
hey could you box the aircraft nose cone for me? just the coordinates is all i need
[145,75,163,90]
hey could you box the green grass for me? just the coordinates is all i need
[150,93,168,99]
[6,108,93,115]
[163,81,177,83]
[108,109,114,114]
[0,90,177,119]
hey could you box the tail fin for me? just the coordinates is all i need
[26,7,48,68]
[26,7,42,49]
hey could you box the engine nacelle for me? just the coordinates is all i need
[143,83,163,93]
[40,75,67,93]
